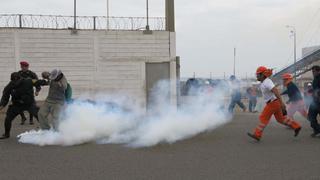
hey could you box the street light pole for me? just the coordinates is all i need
[287,25,297,82]
[107,0,110,30]
[146,0,150,30]
[293,29,297,82]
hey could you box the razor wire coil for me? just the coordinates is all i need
[0,14,165,31]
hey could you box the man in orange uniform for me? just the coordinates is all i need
[281,73,308,119]
[247,66,301,141]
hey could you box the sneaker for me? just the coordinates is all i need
[29,122,34,125]
[247,132,260,141]
[311,131,320,138]
[294,127,301,137]
[0,134,9,139]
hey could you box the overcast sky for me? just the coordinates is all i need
[1,0,320,78]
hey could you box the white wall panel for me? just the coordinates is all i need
[0,29,175,109]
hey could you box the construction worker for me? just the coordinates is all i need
[281,73,308,119]
[18,61,40,125]
[307,66,320,137]
[0,72,39,139]
[247,66,301,141]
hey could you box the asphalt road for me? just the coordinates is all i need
[0,112,319,180]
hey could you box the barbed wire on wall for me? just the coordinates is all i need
[0,14,165,31]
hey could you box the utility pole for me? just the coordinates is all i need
[146,0,150,30]
[107,0,110,30]
[74,0,77,29]
[165,0,175,32]
[233,47,236,76]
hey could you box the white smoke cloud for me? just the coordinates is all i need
[18,80,232,147]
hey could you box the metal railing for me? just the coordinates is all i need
[0,14,165,31]
[273,48,320,81]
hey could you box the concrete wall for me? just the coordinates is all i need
[0,29,177,110]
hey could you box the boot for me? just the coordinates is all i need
[247,132,260,141]
[311,131,320,138]
[29,116,34,125]
[294,127,301,137]
[0,134,10,139]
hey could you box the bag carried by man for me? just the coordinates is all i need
[65,83,72,103]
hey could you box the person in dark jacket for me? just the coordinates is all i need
[281,73,308,119]
[307,66,320,137]
[18,61,40,125]
[228,75,246,113]
[246,86,258,113]
[0,72,40,139]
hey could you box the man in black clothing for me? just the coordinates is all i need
[18,61,40,125]
[0,72,40,139]
[308,66,320,137]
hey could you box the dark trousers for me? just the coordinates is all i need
[228,99,246,112]
[4,104,39,136]
[249,98,257,112]
[19,112,34,123]
[307,102,320,133]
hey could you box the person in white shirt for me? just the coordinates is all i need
[247,66,301,141]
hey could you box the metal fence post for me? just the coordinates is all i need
[19,14,22,28]
[56,16,58,29]
[130,17,134,30]
[93,16,96,30]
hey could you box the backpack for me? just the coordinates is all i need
[65,83,72,103]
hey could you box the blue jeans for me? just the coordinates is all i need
[228,99,246,112]
[249,98,257,112]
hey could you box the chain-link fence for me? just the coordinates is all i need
[0,14,165,30]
